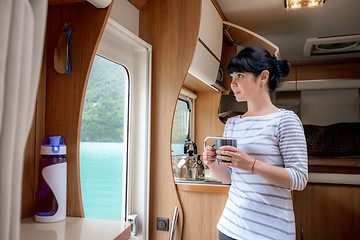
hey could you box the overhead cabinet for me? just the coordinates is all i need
[277,60,360,91]
[186,0,280,92]
[198,0,223,59]
[222,21,279,57]
[188,0,223,91]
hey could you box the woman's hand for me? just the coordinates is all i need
[217,146,255,172]
[203,145,232,183]
[202,145,217,167]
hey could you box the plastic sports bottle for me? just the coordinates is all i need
[34,136,67,223]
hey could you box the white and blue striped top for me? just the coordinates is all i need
[217,108,308,240]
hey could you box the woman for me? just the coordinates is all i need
[203,47,308,240]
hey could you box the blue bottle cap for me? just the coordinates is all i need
[41,136,66,155]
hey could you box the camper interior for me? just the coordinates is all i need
[1,0,359,239]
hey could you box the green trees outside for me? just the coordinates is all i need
[81,55,188,144]
[81,55,127,142]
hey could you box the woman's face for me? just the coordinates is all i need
[230,71,259,102]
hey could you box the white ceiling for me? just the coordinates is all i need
[216,0,360,62]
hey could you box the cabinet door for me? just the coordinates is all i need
[188,40,220,86]
[198,0,223,60]
[297,62,360,80]
[293,183,360,240]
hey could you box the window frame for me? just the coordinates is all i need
[172,98,190,155]
[178,88,197,147]
[94,18,152,239]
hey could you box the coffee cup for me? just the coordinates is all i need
[214,139,237,163]
[204,137,237,164]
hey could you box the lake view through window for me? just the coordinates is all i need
[80,54,128,221]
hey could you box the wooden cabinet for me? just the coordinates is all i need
[278,58,360,91]
[176,183,229,240]
[188,40,222,91]
[187,0,223,92]
[187,1,281,93]
[198,0,223,60]
[293,183,360,240]
[296,61,360,81]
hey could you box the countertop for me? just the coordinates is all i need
[176,180,230,193]
[20,217,131,240]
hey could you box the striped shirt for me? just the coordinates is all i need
[217,108,308,240]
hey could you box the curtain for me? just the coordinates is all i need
[0,0,47,239]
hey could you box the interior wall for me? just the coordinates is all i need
[109,0,139,36]
[21,1,112,219]
[139,0,202,239]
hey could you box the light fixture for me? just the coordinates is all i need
[284,0,325,9]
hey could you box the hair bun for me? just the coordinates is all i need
[279,60,291,78]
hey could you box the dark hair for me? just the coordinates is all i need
[226,47,291,92]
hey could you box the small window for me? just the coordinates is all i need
[80,54,129,221]
[171,99,191,155]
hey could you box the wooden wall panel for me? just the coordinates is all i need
[45,2,111,217]
[220,37,237,94]
[293,183,360,240]
[295,60,360,80]
[22,118,36,218]
[195,91,225,155]
[177,191,228,240]
[128,0,148,10]
[282,65,297,82]
[48,0,86,5]
[21,41,47,219]
[139,0,201,239]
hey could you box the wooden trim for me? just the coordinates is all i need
[293,183,360,239]
[211,0,227,21]
[282,65,297,81]
[297,62,360,80]
[223,21,279,57]
[308,157,360,174]
[183,73,215,92]
[176,183,230,194]
[22,36,47,219]
[195,91,225,155]
[219,35,237,93]
[48,0,86,5]
[139,0,201,239]
[177,190,228,239]
[22,116,36,218]
[309,157,360,167]
[290,57,360,67]
[128,0,148,10]
[45,1,112,217]
[114,224,132,240]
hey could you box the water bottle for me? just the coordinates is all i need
[35,136,67,223]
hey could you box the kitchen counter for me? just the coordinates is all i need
[176,180,230,193]
[20,217,131,240]
[175,157,360,193]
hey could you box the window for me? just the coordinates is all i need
[79,19,151,239]
[172,99,190,155]
[171,89,197,156]
[80,55,129,221]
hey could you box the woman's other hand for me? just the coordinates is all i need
[202,145,217,166]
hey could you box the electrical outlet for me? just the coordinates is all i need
[156,217,169,231]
